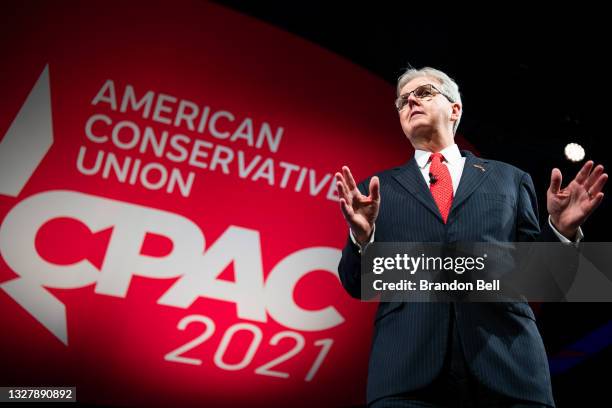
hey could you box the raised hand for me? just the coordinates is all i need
[548,160,607,239]
[335,166,380,245]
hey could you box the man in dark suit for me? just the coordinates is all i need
[335,67,607,407]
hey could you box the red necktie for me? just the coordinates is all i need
[429,152,453,223]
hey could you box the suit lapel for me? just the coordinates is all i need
[449,150,490,217]
[392,158,443,222]
[392,150,491,224]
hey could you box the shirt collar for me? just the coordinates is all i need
[415,143,462,169]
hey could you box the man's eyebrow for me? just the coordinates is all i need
[399,84,433,97]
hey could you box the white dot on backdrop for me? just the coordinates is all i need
[564,143,585,162]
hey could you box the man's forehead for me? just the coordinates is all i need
[400,76,439,94]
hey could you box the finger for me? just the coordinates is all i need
[587,173,608,197]
[369,176,380,203]
[584,165,604,191]
[336,181,350,202]
[549,168,562,194]
[574,160,594,185]
[584,192,604,214]
[335,172,349,196]
[342,166,358,192]
[339,198,355,220]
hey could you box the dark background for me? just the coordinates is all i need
[215,2,611,407]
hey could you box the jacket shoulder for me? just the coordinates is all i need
[355,165,405,193]
[467,152,530,181]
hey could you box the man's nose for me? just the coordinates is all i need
[407,94,421,109]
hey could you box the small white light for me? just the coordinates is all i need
[564,143,585,162]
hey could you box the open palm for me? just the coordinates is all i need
[548,161,607,238]
[335,166,380,245]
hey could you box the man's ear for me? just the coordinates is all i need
[450,103,461,121]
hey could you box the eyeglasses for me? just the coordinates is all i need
[395,84,454,111]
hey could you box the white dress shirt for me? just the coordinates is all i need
[414,143,465,194]
[350,144,582,250]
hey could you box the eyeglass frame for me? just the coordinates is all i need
[395,84,454,112]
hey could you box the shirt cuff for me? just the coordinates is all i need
[349,224,376,253]
[548,215,584,244]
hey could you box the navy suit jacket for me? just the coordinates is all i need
[338,150,558,406]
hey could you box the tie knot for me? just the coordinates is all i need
[429,152,445,163]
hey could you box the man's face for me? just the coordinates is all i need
[397,76,460,144]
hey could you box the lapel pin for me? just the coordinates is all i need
[473,164,486,172]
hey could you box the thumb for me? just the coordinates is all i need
[549,168,562,194]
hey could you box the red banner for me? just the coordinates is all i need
[0,1,473,406]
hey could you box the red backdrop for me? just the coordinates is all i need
[0,1,474,406]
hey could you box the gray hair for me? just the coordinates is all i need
[397,67,462,134]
